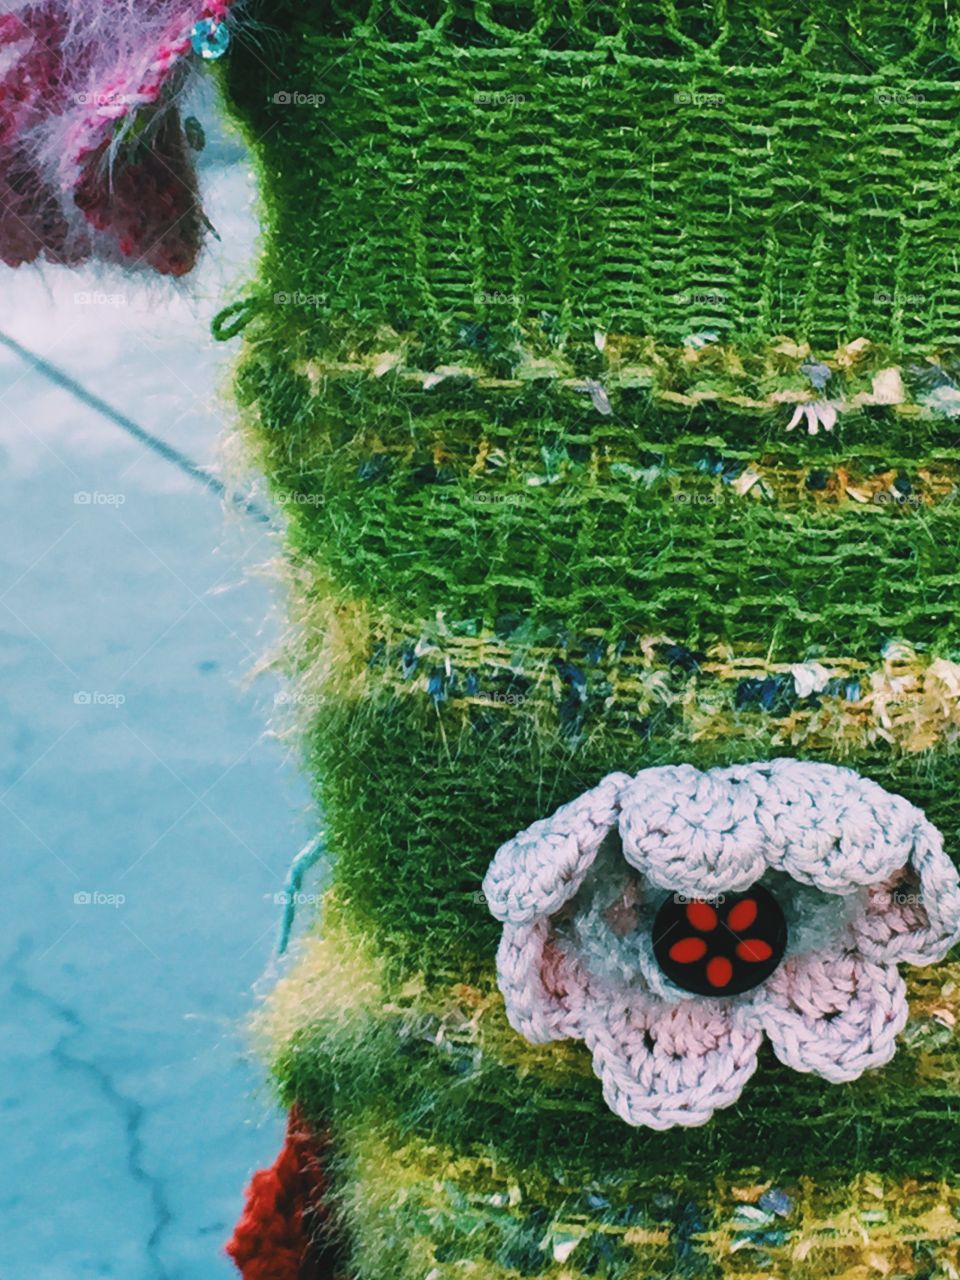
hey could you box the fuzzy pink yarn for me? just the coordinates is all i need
[0,0,232,275]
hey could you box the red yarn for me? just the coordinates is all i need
[0,5,74,268]
[0,1,226,275]
[226,1107,338,1280]
[74,113,203,277]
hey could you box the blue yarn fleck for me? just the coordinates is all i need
[277,834,326,955]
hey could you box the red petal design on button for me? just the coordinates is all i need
[668,937,708,964]
[736,938,773,963]
[727,898,758,932]
[706,956,733,988]
[686,901,718,932]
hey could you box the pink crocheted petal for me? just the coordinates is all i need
[65,4,231,273]
[720,759,926,895]
[854,826,960,966]
[749,946,908,1083]
[495,921,589,1044]
[482,772,633,925]
[618,764,767,898]
[583,995,762,1129]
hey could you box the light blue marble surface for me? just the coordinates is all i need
[0,114,315,1278]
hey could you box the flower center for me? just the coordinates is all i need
[652,883,787,996]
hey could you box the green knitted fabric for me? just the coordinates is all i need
[219,3,960,1276]
[225,0,960,356]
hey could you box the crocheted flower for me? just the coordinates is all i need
[482,760,960,1130]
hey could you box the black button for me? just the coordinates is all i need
[652,883,787,997]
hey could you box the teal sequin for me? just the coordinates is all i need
[190,18,230,61]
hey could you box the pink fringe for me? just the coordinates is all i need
[0,0,233,275]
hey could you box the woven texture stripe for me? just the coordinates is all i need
[239,381,960,657]
[324,1122,960,1280]
[322,627,960,755]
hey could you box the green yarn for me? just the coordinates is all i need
[283,1005,960,1182]
[237,363,960,658]
[218,4,960,1274]
[305,686,960,975]
[332,1121,960,1280]
[224,0,960,357]
[264,927,960,1275]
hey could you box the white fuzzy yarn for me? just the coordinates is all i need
[482,759,960,1129]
